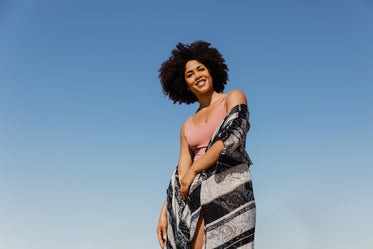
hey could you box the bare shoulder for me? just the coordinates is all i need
[225,89,248,112]
[180,119,188,136]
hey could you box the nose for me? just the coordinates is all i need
[195,71,202,81]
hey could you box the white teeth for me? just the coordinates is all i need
[196,80,205,86]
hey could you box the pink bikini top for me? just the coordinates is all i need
[184,95,227,162]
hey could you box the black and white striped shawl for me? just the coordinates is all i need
[166,104,256,249]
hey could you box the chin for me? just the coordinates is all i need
[195,87,213,96]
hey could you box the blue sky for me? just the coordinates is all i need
[1,0,372,248]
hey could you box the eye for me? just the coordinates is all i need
[198,67,205,71]
[186,73,193,78]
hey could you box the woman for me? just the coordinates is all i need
[157,41,256,249]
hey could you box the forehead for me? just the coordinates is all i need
[185,60,204,71]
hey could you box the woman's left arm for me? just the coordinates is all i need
[180,90,248,200]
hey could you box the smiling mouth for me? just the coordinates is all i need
[195,79,206,86]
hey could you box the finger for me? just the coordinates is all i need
[181,188,188,200]
[162,229,167,248]
[180,187,185,200]
[183,189,188,200]
[157,228,165,248]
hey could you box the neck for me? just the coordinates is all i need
[197,91,220,109]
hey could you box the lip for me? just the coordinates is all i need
[195,78,206,87]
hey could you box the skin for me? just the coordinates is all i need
[156,60,248,249]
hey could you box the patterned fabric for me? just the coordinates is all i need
[166,104,256,249]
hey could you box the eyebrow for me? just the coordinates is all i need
[185,65,202,75]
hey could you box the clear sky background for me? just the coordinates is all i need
[1,0,372,248]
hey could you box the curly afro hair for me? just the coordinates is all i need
[158,41,229,104]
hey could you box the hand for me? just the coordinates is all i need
[180,168,197,200]
[156,209,167,248]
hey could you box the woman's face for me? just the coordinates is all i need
[185,60,213,96]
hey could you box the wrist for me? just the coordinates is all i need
[189,164,198,175]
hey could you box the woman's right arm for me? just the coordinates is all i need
[177,121,194,179]
[157,121,193,248]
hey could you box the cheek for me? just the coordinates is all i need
[186,76,195,85]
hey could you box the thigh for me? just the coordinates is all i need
[191,216,205,249]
